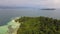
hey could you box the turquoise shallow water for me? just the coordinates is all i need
[0,25,8,34]
[0,21,10,34]
[0,17,20,34]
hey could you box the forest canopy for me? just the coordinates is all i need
[16,16,60,34]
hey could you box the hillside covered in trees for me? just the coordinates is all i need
[15,16,60,34]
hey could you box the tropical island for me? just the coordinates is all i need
[14,16,60,34]
[1,16,59,34]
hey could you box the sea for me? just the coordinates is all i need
[0,8,60,34]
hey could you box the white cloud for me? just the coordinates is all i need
[0,0,60,8]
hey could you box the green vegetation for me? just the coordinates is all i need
[16,16,60,34]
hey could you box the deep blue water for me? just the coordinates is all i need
[0,9,60,26]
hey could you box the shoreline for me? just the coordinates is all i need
[0,17,21,34]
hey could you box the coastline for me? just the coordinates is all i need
[0,17,21,34]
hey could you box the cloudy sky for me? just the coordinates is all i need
[0,0,60,8]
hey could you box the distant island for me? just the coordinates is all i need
[41,8,56,10]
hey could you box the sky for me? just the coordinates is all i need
[0,0,60,8]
